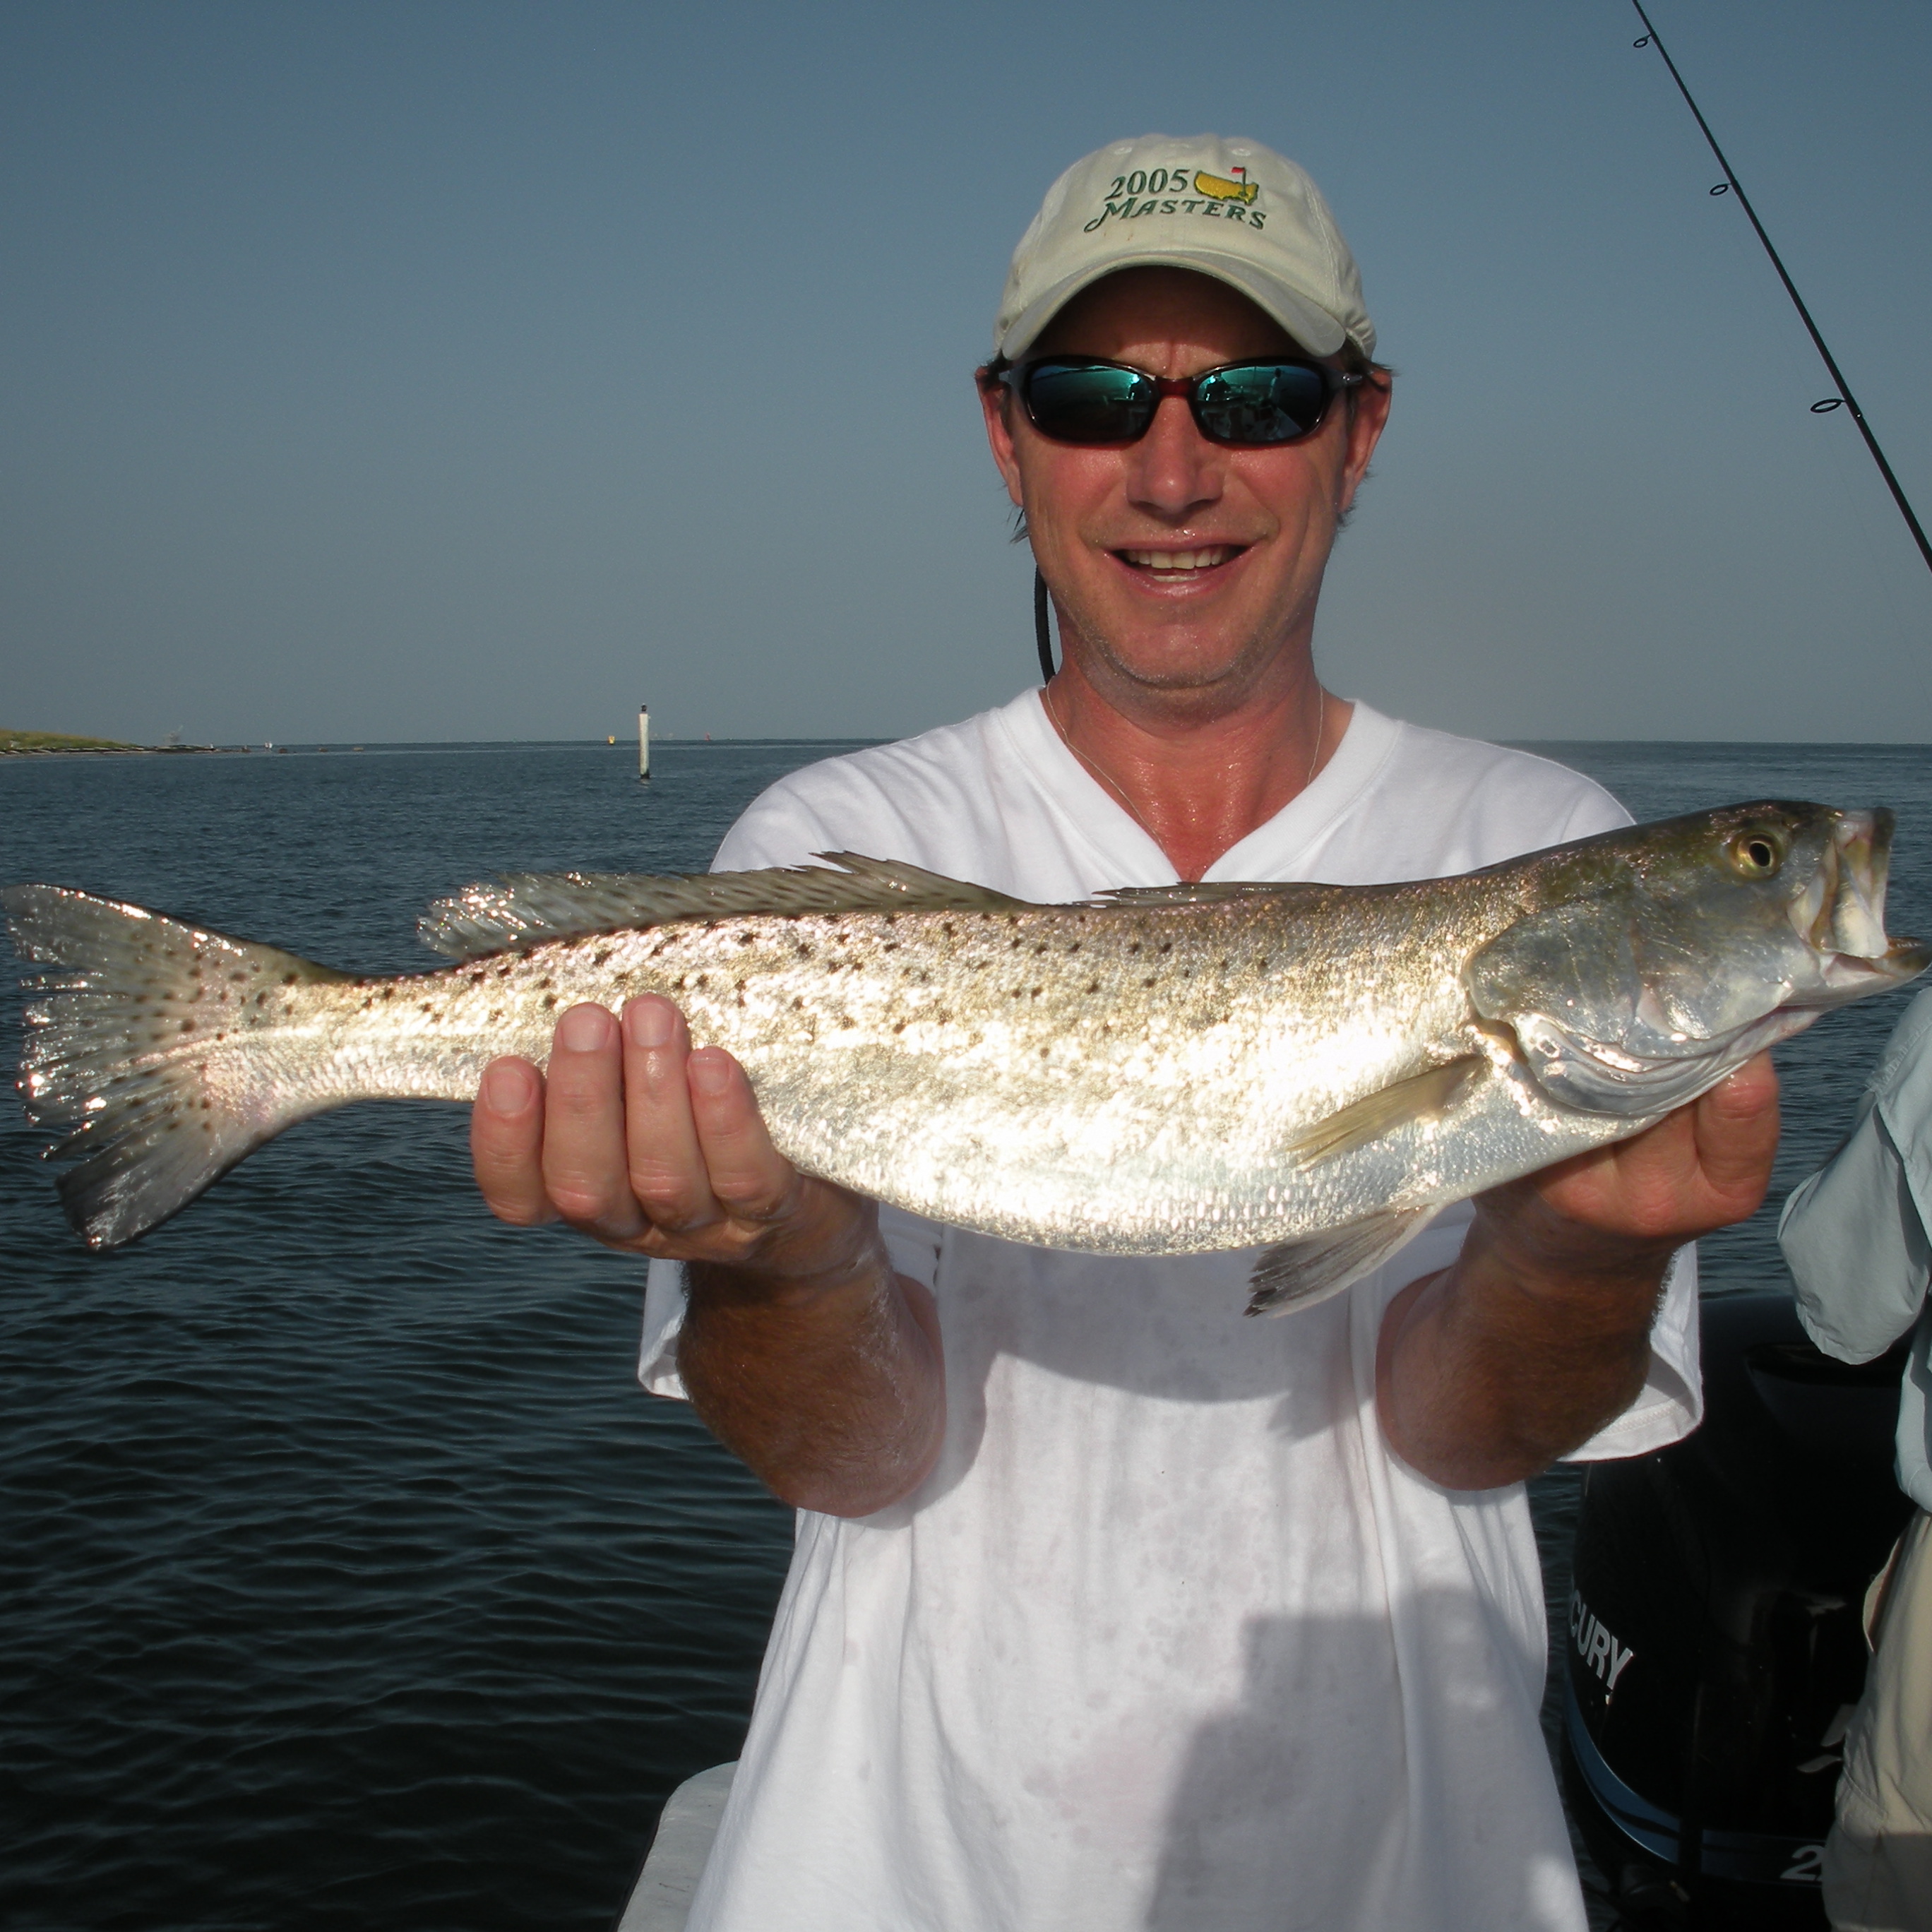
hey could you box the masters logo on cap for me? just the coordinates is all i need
[995,133,1375,365]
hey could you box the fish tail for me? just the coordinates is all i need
[4,884,351,1249]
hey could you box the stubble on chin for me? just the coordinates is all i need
[1057,590,1315,725]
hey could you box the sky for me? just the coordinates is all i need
[3,0,1929,745]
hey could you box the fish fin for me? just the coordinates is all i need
[417,853,1037,960]
[1283,1056,1485,1167]
[1099,879,1340,907]
[3,885,344,1250]
[1245,1207,1436,1317]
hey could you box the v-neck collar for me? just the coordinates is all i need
[989,687,1399,887]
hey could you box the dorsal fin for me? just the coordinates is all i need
[417,852,1036,960]
[1097,880,1345,907]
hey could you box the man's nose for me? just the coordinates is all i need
[1121,394,1224,519]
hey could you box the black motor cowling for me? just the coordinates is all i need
[1561,1290,1912,1929]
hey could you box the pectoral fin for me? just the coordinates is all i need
[1245,1207,1435,1318]
[1283,1057,1485,1167]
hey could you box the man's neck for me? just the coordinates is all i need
[1042,661,1349,883]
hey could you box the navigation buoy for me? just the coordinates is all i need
[638,704,650,782]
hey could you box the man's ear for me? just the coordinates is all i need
[978,373,1026,511]
[1336,374,1393,518]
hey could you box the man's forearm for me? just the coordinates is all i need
[1377,1207,1673,1491]
[679,1258,946,1517]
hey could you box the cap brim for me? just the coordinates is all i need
[999,249,1349,362]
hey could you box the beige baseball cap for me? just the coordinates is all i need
[994,133,1375,364]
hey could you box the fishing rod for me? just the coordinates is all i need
[1628,0,1932,580]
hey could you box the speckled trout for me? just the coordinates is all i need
[6,802,1926,1311]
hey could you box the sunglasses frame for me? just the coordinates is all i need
[988,354,1366,449]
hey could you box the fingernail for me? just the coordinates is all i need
[626,998,674,1049]
[480,1061,531,1111]
[556,1003,612,1053]
[688,1049,733,1096]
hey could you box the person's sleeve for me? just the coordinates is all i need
[1779,1077,1932,1365]
[637,1209,945,1402]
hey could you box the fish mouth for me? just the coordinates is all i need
[1789,807,1931,1001]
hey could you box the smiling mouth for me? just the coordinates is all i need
[1116,545,1244,575]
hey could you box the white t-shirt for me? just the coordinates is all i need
[640,691,1703,1932]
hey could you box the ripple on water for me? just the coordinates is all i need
[4,739,1931,1928]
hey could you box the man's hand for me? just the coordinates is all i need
[1378,1054,1780,1491]
[472,996,945,1515]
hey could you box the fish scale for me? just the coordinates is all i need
[6,806,1926,1311]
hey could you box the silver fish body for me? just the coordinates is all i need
[6,801,1926,1307]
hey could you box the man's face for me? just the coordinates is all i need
[981,267,1390,720]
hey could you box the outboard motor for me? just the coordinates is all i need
[1561,1291,1912,1929]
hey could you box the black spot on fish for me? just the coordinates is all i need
[489,1009,502,1022]
[739,931,756,946]
[542,994,556,1010]
[796,943,814,959]
[1143,976,1157,989]
[180,1020,195,1034]
[593,948,612,967]
[893,1020,907,1034]
[1085,979,1101,995]
[1128,941,1142,955]
[282,973,298,986]
[1158,941,1172,955]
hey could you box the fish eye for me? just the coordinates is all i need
[1726,829,1786,878]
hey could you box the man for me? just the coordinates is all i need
[472,134,1778,1929]
[1780,991,1932,1932]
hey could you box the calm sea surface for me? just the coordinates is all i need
[4,739,1929,1931]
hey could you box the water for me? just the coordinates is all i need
[4,739,1930,1931]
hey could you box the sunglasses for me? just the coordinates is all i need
[993,355,1366,448]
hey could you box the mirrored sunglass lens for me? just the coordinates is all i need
[1193,364,1329,443]
[1022,363,1154,443]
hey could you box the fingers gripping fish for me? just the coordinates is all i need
[6,804,1925,1314]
